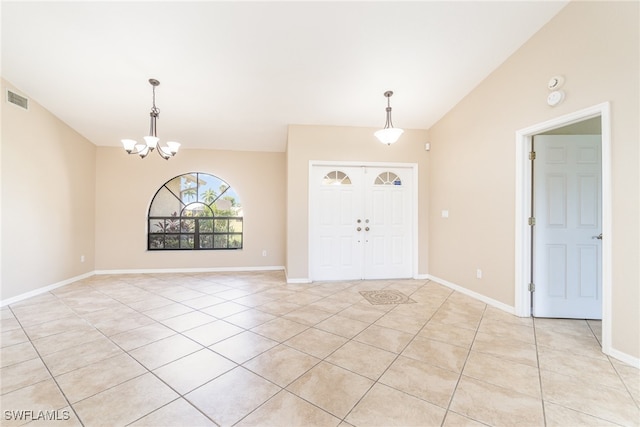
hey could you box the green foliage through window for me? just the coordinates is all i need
[148,172,243,250]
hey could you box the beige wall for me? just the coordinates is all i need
[286,125,430,280]
[428,1,639,359]
[95,147,286,271]
[1,79,96,301]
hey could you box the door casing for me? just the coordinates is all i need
[514,102,612,354]
[308,160,419,281]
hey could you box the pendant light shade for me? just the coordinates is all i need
[374,90,404,145]
[121,79,180,159]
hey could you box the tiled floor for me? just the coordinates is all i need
[1,271,638,426]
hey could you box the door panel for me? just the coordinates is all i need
[310,165,413,281]
[533,135,602,319]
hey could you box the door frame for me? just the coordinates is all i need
[514,102,611,354]
[308,160,419,281]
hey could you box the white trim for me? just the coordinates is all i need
[427,274,516,314]
[514,102,612,352]
[308,160,419,281]
[0,271,95,307]
[94,266,285,275]
[609,348,640,369]
[286,277,313,284]
[414,273,430,280]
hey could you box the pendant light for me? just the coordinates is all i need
[374,90,404,145]
[121,79,180,159]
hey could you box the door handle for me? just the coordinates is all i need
[592,233,603,240]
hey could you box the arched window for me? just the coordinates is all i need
[148,172,243,250]
[322,171,352,185]
[374,172,402,186]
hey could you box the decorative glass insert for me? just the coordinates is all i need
[322,171,352,185]
[148,172,243,250]
[375,172,402,186]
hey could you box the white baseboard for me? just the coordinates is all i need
[427,274,516,315]
[0,271,95,307]
[94,266,285,275]
[414,273,430,280]
[609,347,640,369]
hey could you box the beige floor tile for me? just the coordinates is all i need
[109,323,176,351]
[418,320,477,349]
[287,361,374,419]
[1,328,30,348]
[0,316,21,332]
[0,341,39,368]
[182,319,244,346]
[32,328,105,356]
[611,359,640,404]
[450,376,544,426]
[153,349,236,394]
[472,331,538,367]
[156,287,207,302]
[285,328,348,359]
[11,304,77,327]
[160,311,216,332]
[374,310,427,335]
[244,344,320,387]
[482,305,534,327]
[73,373,178,427]
[223,309,276,329]
[181,295,226,309]
[402,336,469,373]
[209,331,278,363]
[55,353,146,403]
[129,334,203,370]
[306,297,353,314]
[538,346,626,390]
[21,315,92,341]
[544,401,620,426]
[200,301,250,318]
[353,324,413,354]
[379,355,459,408]
[535,327,605,360]
[251,317,308,342]
[326,340,397,380]
[283,306,334,326]
[143,303,193,321]
[129,398,216,426]
[256,300,302,316]
[186,367,280,426]
[477,318,535,344]
[1,358,51,395]
[236,390,341,427]
[41,337,123,376]
[540,369,640,425]
[442,411,487,426]
[345,383,446,427]
[463,351,541,398]
[126,295,175,312]
[90,312,157,337]
[315,315,371,339]
[0,379,68,427]
[22,405,83,426]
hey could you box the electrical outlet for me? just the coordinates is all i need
[80,255,85,263]
[476,269,482,279]
[262,250,267,257]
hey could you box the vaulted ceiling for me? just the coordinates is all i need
[2,1,568,152]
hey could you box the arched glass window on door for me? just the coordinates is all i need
[375,172,402,186]
[148,172,243,250]
[322,171,352,185]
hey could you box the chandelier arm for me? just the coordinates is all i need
[156,144,173,160]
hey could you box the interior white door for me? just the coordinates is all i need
[310,165,413,281]
[533,135,602,319]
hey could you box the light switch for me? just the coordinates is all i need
[441,210,449,218]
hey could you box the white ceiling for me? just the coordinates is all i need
[2,1,568,152]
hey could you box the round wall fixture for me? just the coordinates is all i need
[547,90,565,106]
[547,75,565,90]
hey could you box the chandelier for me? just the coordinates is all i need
[374,90,404,145]
[121,79,180,159]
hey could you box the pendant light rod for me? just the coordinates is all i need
[374,90,404,145]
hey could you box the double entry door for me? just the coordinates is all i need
[310,165,414,281]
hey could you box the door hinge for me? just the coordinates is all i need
[528,283,535,292]
[529,151,536,160]
[528,217,536,226]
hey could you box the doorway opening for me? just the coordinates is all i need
[514,102,612,354]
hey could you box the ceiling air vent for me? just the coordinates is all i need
[7,90,29,110]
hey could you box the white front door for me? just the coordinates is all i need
[533,135,602,319]
[310,165,413,281]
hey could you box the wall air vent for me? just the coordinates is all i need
[7,90,29,110]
